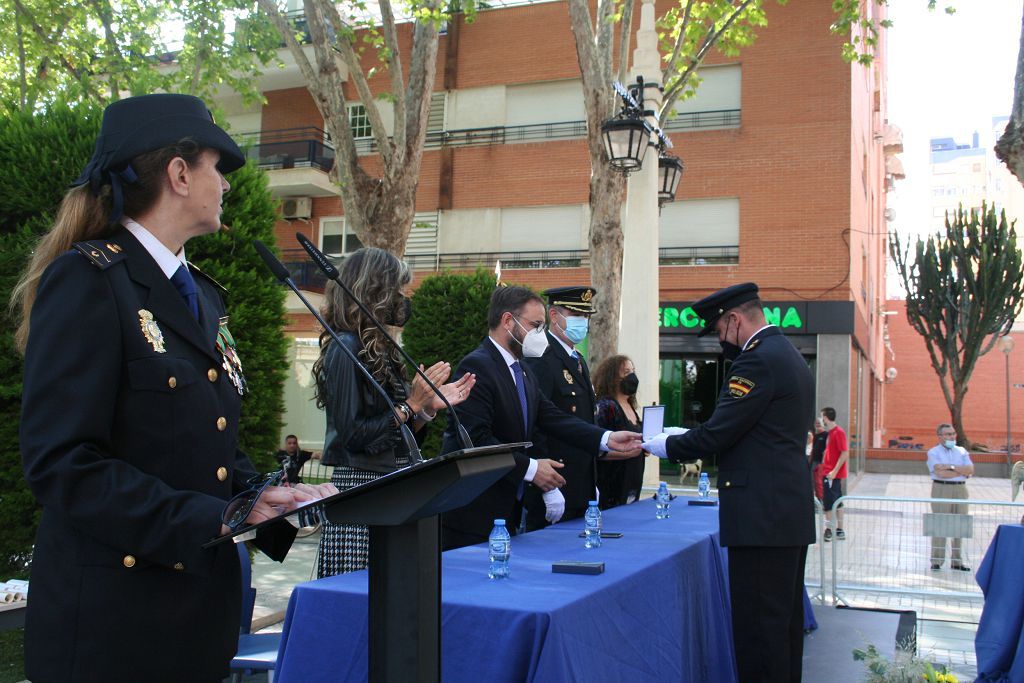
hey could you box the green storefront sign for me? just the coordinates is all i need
[659,301,853,336]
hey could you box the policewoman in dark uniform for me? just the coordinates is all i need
[524,286,600,529]
[643,283,815,683]
[13,94,330,682]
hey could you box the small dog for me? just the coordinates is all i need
[679,458,703,485]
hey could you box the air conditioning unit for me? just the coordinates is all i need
[281,196,312,220]
[884,208,896,222]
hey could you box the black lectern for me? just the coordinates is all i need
[321,444,521,683]
[206,443,524,683]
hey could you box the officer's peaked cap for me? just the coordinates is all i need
[543,286,597,314]
[72,94,246,191]
[693,282,760,336]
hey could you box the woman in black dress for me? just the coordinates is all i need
[593,354,646,509]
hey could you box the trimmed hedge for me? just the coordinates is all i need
[402,268,497,455]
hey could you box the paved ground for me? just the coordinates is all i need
[246,471,1024,680]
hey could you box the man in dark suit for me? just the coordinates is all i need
[441,286,643,550]
[523,286,599,530]
[643,283,815,683]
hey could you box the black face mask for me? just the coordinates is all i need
[388,295,413,327]
[719,315,741,361]
[619,372,639,396]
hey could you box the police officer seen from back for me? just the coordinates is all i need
[522,286,600,529]
[13,94,335,682]
[643,282,815,683]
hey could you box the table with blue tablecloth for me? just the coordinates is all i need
[975,523,1024,682]
[276,497,738,682]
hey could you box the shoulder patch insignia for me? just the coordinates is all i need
[745,338,761,352]
[72,240,126,270]
[188,261,228,295]
[728,376,755,398]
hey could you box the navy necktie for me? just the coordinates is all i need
[511,361,529,436]
[571,350,583,376]
[171,264,199,320]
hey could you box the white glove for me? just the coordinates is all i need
[664,427,689,436]
[543,488,565,523]
[642,433,670,459]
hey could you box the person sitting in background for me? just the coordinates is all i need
[276,434,313,485]
[927,423,974,571]
[313,247,474,577]
[593,354,646,509]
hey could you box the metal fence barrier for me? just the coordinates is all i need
[828,495,1024,624]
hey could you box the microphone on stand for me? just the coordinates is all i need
[295,232,475,451]
[252,240,423,464]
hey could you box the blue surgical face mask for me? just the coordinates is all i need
[560,314,589,344]
[944,439,957,449]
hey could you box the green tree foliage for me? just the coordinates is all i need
[0,226,40,575]
[187,162,289,473]
[402,268,496,455]
[0,100,101,231]
[890,203,1024,448]
[0,0,280,114]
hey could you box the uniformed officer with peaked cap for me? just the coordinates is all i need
[523,285,603,529]
[644,281,815,683]
[14,94,333,682]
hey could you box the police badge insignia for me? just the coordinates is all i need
[563,368,574,384]
[215,316,247,395]
[138,309,166,353]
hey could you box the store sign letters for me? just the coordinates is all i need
[660,305,804,332]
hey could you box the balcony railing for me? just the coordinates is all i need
[282,246,737,292]
[236,127,335,172]
[352,110,741,155]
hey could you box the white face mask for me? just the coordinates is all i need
[944,439,957,449]
[522,328,549,357]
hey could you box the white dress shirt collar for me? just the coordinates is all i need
[123,217,187,280]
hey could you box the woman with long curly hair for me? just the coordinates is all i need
[592,354,646,509]
[313,247,475,576]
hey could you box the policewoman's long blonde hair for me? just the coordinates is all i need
[10,140,204,353]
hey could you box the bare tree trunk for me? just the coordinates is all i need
[996,3,1024,183]
[587,166,627,365]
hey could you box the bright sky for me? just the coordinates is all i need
[886,0,1022,286]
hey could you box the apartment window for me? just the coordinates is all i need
[320,217,364,257]
[659,198,739,248]
[348,104,372,139]
[506,80,585,126]
[670,64,741,114]
[500,205,584,251]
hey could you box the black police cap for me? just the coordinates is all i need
[693,282,760,336]
[72,94,246,192]
[543,286,597,314]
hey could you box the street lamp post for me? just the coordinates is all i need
[1000,334,1015,484]
[601,0,683,489]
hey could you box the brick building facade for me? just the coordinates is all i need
[218,0,894,471]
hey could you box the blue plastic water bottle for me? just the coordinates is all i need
[698,472,710,499]
[656,481,671,519]
[488,519,511,579]
[584,501,602,548]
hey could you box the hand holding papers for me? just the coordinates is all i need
[543,489,566,523]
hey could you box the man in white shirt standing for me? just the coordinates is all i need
[926,423,974,571]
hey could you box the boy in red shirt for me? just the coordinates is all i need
[821,407,849,541]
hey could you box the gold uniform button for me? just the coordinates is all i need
[570,391,576,396]
[208,368,218,382]
[216,417,227,431]
[571,406,577,413]
[168,376,177,389]
[123,555,136,568]
[216,466,228,482]
[173,562,185,571]
[724,481,731,488]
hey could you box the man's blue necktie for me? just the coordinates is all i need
[170,264,199,320]
[511,361,529,436]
